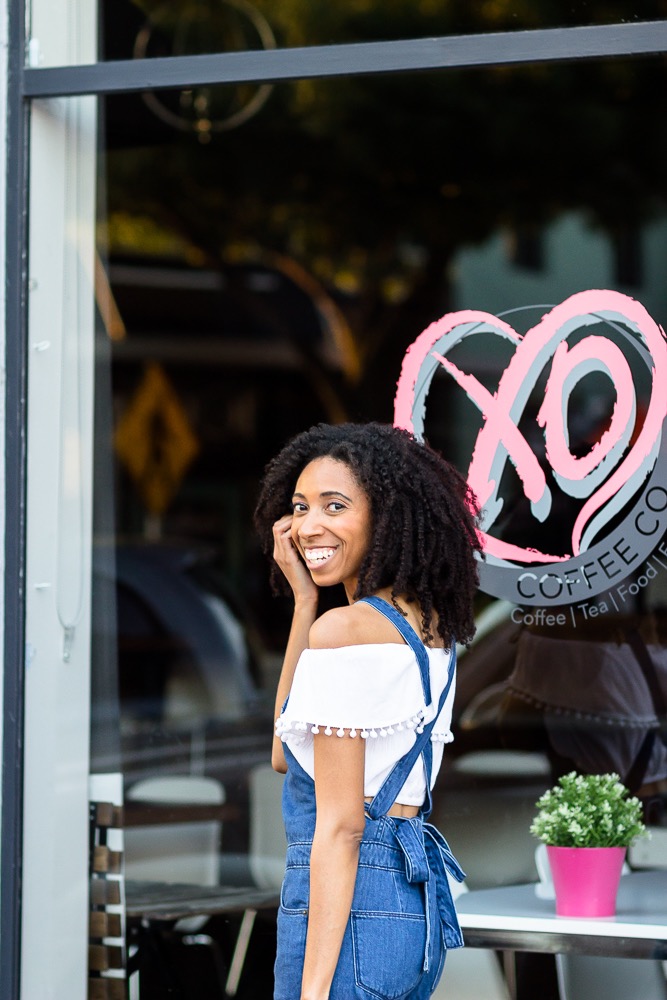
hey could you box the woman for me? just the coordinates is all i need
[254,422,481,1000]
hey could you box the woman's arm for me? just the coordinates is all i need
[301,727,366,1000]
[272,600,317,771]
[271,514,319,772]
[299,607,368,1000]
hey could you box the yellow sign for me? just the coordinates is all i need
[114,363,199,515]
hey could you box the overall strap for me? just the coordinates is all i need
[367,645,456,822]
[358,596,432,705]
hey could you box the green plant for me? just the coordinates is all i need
[530,772,647,848]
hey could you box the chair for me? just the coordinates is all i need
[89,773,128,1000]
[249,762,286,890]
[433,876,511,1000]
[630,826,667,870]
[534,845,667,1000]
[222,763,287,997]
[124,775,226,929]
[557,955,667,1000]
[124,775,227,992]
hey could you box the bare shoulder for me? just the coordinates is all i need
[309,602,398,649]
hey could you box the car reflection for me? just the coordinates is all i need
[92,543,274,870]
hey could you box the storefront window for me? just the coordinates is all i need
[15,2,667,996]
[81,50,667,992]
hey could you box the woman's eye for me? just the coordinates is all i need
[327,501,346,512]
[292,502,307,513]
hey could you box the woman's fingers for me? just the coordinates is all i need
[272,514,297,558]
[273,515,318,600]
[273,518,303,573]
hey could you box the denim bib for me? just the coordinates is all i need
[274,597,465,1000]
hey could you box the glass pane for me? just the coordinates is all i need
[99,0,667,64]
[92,52,667,994]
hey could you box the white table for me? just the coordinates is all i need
[456,870,667,958]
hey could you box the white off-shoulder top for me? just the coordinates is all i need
[276,643,456,806]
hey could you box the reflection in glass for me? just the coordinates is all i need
[101,0,667,59]
[89,50,667,994]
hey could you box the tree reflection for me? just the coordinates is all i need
[102,2,667,418]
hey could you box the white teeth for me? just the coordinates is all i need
[304,547,336,564]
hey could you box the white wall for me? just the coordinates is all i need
[21,3,97,998]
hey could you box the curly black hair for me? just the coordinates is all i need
[254,422,481,647]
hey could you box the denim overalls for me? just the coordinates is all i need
[274,597,465,1000]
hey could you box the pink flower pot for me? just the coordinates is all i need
[547,845,626,917]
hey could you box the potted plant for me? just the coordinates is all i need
[531,771,647,917]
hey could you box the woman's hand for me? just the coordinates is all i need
[271,514,318,773]
[272,514,318,606]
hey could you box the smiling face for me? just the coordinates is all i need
[291,456,372,600]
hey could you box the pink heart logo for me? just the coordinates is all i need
[394,290,667,590]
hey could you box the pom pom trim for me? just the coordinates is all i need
[276,709,453,746]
